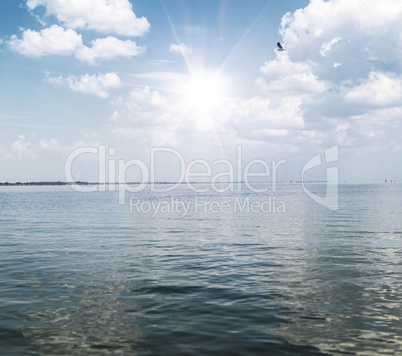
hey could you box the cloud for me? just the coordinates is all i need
[111,0,402,164]
[26,0,150,37]
[128,86,169,109]
[212,95,305,144]
[320,37,341,57]
[345,71,402,107]
[112,86,170,125]
[76,36,145,65]
[257,54,328,95]
[279,0,402,79]
[46,72,122,98]
[110,110,120,123]
[8,25,82,57]
[234,0,402,153]
[223,96,304,129]
[8,25,145,64]
[39,138,60,150]
[254,129,289,138]
[169,43,193,56]
[11,135,36,159]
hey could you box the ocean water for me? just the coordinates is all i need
[0,183,402,355]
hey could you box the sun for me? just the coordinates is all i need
[182,72,227,113]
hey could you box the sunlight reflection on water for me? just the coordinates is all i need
[0,184,401,355]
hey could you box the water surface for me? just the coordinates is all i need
[1,184,402,355]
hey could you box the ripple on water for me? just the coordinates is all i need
[0,184,402,355]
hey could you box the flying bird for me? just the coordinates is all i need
[277,41,286,51]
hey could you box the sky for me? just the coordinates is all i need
[0,0,402,183]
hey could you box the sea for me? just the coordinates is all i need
[0,183,401,355]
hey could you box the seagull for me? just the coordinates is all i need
[277,41,286,51]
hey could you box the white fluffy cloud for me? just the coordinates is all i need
[279,0,402,80]
[231,0,402,152]
[8,25,145,64]
[47,72,122,98]
[112,86,170,125]
[257,54,327,95]
[345,71,402,107]
[76,36,145,65]
[11,135,36,159]
[110,86,182,148]
[26,0,150,37]
[169,43,193,56]
[220,96,304,139]
[8,25,82,57]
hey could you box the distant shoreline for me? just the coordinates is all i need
[0,181,88,186]
[0,181,396,186]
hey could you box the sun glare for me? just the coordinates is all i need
[182,72,227,113]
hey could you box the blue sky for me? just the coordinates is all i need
[0,0,401,183]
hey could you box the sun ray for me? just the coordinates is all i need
[161,0,194,75]
[156,0,275,159]
[218,0,274,74]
